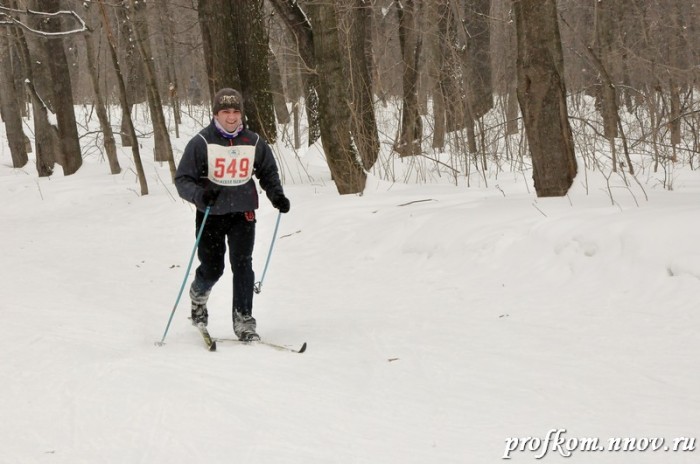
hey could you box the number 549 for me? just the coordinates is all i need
[213,157,250,179]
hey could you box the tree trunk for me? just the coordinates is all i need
[155,0,182,130]
[343,0,380,170]
[428,0,447,150]
[228,0,277,142]
[396,0,423,157]
[513,0,577,197]
[117,1,147,105]
[24,81,61,176]
[267,0,321,146]
[307,1,366,194]
[8,9,56,176]
[506,84,520,135]
[197,0,240,101]
[462,0,493,119]
[433,0,464,135]
[36,0,83,176]
[449,0,492,154]
[97,0,148,195]
[83,15,121,175]
[115,1,144,147]
[268,49,291,125]
[128,0,176,180]
[668,0,683,149]
[593,0,620,141]
[0,29,29,168]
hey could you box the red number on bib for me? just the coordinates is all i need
[214,158,226,178]
[226,159,238,177]
[213,157,251,180]
[239,158,250,178]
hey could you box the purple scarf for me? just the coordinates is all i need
[213,118,243,139]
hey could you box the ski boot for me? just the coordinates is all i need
[233,310,259,341]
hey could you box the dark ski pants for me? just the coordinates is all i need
[192,210,256,315]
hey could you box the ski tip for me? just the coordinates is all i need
[209,341,217,352]
[298,342,307,353]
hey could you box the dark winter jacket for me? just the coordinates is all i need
[175,120,284,215]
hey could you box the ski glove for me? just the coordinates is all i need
[271,193,291,213]
[201,185,222,207]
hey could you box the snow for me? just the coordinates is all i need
[1,107,699,463]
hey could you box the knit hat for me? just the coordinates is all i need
[212,88,244,114]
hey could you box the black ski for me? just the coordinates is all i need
[214,337,307,354]
[195,322,217,351]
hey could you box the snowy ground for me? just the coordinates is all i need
[1,110,699,464]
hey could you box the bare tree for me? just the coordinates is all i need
[441,0,493,155]
[513,0,577,196]
[0,28,28,168]
[225,0,277,141]
[154,0,182,136]
[114,1,143,147]
[462,0,493,120]
[306,0,367,194]
[10,19,56,175]
[82,3,120,175]
[340,0,380,170]
[97,0,148,195]
[127,0,176,180]
[395,0,423,157]
[268,48,291,125]
[32,0,83,175]
[267,0,321,146]
[197,0,239,99]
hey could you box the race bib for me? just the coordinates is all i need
[206,144,255,186]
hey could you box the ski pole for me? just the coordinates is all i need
[254,211,282,294]
[156,206,211,346]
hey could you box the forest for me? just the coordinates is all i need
[0,0,698,197]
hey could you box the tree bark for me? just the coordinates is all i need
[128,0,176,180]
[84,25,121,175]
[197,0,240,101]
[343,0,380,170]
[154,0,182,133]
[267,0,321,146]
[115,1,144,147]
[227,0,277,142]
[462,0,493,119]
[0,29,28,168]
[513,0,577,197]
[268,48,291,125]
[36,0,83,175]
[396,0,423,157]
[97,0,148,195]
[427,0,445,150]
[593,0,619,141]
[307,1,366,194]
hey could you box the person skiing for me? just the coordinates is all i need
[175,88,290,341]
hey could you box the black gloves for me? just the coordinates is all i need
[201,185,221,207]
[272,193,290,213]
[199,185,288,212]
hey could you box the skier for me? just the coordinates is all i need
[175,88,290,341]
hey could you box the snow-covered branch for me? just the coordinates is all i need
[0,6,88,37]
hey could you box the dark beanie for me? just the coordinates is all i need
[212,88,244,114]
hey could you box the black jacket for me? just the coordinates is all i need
[175,120,284,214]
